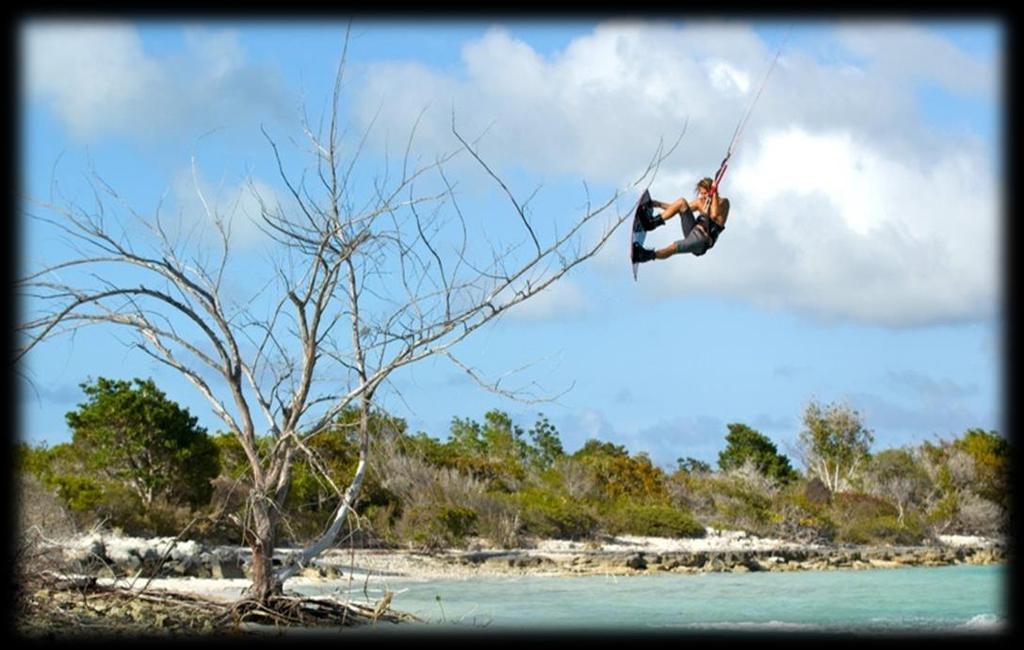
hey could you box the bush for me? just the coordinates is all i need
[45,472,107,521]
[358,503,401,548]
[953,492,1004,536]
[832,491,898,520]
[829,492,927,545]
[141,501,197,537]
[804,477,832,505]
[191,474,250,544]
[717,423,798,484]
[471,493,524,549]
[692,475,776,535]
[49,476,145,533]
[837,513,927,545]
[770,483,837,544]
[514,488,597,540]
[955,429,1009,509]
[394,503,478,550]
[605,502,705,538]
[16,473,78,586]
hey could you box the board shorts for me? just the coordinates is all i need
[674,207,711,256]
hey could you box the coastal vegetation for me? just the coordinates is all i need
[17,376,1009,555]
[16,378,1007,636]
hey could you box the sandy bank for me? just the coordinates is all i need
[66,528,1006,603]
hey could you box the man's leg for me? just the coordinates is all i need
[678,206,697,238]
[652,197,691,225]
[654,228,708,259]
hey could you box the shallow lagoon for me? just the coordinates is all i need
[297,563,1006,633]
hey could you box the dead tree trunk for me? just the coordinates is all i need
[247,497,282,600]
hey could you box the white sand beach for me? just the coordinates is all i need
[83,528,1001,604]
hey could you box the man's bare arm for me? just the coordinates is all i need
[710,195,729,225]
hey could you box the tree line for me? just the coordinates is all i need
[17,376,1009,550]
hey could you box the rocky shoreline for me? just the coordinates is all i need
[54,530,1008,583]
[20,531,1008,636]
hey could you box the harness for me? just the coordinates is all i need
[692,211,725,256]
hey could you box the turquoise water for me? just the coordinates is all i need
[297,564,1007,633]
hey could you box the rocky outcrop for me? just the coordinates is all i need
[55,535,343,580]
[450,542,1007,576]
[50,533,1007,580]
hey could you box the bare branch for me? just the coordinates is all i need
[451,109,541,255]
[19,32,678,599]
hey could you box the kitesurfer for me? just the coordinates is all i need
[632,176,729,263]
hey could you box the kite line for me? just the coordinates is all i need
[707,29,793,207]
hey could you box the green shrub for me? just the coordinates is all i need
[605,502,705,538]
[470,493,525,549]
[48,474,110,519]
[771,485,837,543]
[141,501,196,537]
[695,476,775,535]
[437,505,478,539]
[925,492,960,529]
[360,503,399,547]
[65,377,220,509]
[831,491,898,520]
[828,492,927,544]
[515,488,597,539]
[394,503,478,550]
[836,513,927,545]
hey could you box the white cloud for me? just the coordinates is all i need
[25,23,163,139]
[23,22,291,141]
[353,22,727,184]
[170,166,280,249]
[349,21,999,327]
[706,58,751,96]
[834,22,999,97]
[632,125,999,326]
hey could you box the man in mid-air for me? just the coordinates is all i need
[632,176,730,263]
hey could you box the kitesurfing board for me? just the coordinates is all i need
[630,189,651,281]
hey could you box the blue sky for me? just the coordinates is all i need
[18,18,1003,470]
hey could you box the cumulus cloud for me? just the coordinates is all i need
[349,21,999,328]
[637,125,999,326]
[23,22,292,141]
[354,23,727,183]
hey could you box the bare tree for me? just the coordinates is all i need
[18,38,677,604]
[796,400,874,493]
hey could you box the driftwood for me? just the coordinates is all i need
[18,571,418,636]
[220,590,419,628]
